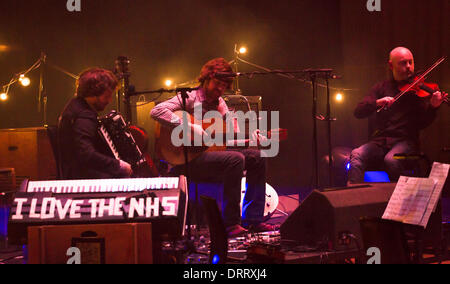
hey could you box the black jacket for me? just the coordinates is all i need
[354,79,437,144]
[58,97,122,179]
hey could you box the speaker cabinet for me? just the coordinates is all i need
[280,183,443,251]
[28,223,152,264]
[223,95,262,139]
[0,127,57,180]
[280,183,396,250]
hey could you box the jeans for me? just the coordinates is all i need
[348,139,418,183]
[185,148,266,227]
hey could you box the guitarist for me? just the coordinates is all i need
[151,58,275,237]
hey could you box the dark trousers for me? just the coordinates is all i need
[185,148,266,227]
[348,139,418,183]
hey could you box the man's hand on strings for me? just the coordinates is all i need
[430,91,448,108]
[251,129,267,146]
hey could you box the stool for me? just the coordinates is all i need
[393,152,431,178]
[362,153,430,183]
[168,165,224,230]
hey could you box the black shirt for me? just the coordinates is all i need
[58,96,123,179]
[354,79,437,145]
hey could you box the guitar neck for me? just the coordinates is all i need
[226,138,252,147]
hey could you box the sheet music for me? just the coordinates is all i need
[426,162,450,214]
[382,176,436,227]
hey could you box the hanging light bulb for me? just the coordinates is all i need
[238,46,247,54]
[19,74,31,87]
[0,92,8,101]
[335,92,344,102]
[164,79,173,87]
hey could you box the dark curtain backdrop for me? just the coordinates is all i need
[0,0,448,194]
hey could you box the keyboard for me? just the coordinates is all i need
[8,176,188,244]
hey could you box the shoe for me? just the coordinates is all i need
[226,224,248,238]
[247,223,279,233]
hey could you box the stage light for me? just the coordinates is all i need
[164,79,173,87]
[0,92,8,101]
[346,162,351,171]
[335,92,343,102]
[0,45,9,52]
[19,74,31,87]
[238,46,247,54]
[211,255,220,264]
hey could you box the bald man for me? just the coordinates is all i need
[348,47,447,183]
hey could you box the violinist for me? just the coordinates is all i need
[348,47,448,183]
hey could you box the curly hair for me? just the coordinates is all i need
[198,58,233,88]
[76,68,118,98]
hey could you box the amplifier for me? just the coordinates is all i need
[0,127,57,180]
[28,223,152,264]
[223,95,262,139]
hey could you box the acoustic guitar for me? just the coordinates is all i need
[155,111,287,165]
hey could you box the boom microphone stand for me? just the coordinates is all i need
[215,69,339,188]
[128,86,201,236]
[128,85,205,261]
[302,69,336,189]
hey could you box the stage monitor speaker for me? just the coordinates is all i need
[280,183,443,251]
[280,183,397,250]
[28,223,153,264]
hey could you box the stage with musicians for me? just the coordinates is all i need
[0,1,449,265]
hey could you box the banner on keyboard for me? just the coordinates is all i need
[10,190,181,223]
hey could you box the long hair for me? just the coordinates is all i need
[198,58,233,89]
[76,68,118,98]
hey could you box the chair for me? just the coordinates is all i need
[359,216,414,264]
[393,152,431,178]
[200,195,229,264]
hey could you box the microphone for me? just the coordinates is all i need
[214,72,240,79]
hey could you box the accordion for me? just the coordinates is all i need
[98,111,146,169]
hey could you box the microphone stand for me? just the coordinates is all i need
[293,69,336,190]
[38,52,47,126]
[233,44,242,95]
[311,73,319,189]
[216,69,338,189]
[326,77,333,187]
[129,86,200,240]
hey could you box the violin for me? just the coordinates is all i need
[378,56,449,112]
[398,75,448,102]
